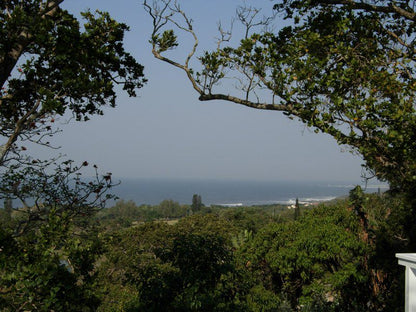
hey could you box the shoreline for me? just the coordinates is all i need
[111,178,388,207]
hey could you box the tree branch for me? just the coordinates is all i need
[0,99,42,165]
[1,1,64,87]
[199,93,291,111]
[313,0,416,20]
[145,0,203,95]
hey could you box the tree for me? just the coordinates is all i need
[0,1,146,308]
[294,197,300,220]
[0,0,145,229]
[191,193,202,213]
[159,199,184,218]
[0,160,117,236]
[0,216,104,311]
[143,0,416,199]
[240,201,372,310]
[1,1,145,164]
[96,216,237,311]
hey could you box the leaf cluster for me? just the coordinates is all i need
[97,217,237,311]
[1,3,145,121]
[0,213,102,311]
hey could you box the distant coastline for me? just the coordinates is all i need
[110,178,388,207]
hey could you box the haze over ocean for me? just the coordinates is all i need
[53,0,368,186]
[111,178,387,206]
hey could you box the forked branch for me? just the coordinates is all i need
[143,0,288,112]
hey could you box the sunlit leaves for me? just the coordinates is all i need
[152,29,178,52]
[241,202,370,309]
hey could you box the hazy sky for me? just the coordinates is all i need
[48,0,367,183]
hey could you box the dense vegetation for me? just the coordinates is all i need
[1,190,410,311]
[1,1,415,311]
[93,191,412,311]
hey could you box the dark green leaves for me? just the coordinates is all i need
[1,1,146,128]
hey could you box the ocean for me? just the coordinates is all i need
[111,178,388,206]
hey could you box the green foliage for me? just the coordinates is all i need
[1,1,145,121]
[96,217,236,311]
[96,199,189,231]
[245,285,289,312]
[0,213,102,311]
[159,199,186,219]
[0,0,146,167]
[215,206,280,233]
[351,191,409,310]
[153,30,179,52]
[85,193,413,311]
[220,10,416,192]
[240,202,371,310]
[2,186,408,311]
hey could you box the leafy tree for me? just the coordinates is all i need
[0,213,103,311]
[159,199,187,219]
[294,198,300,220]
[98,211,316,311]
[0,0,146,231]
[97,200,159,230]
[191,193,203,213]
[0,0,145,308]
[348,191,410,311]
[1,0,145,163]
[96,216,237,311]
[144,0,416,199]
[240,201,371,311]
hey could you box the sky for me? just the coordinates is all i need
[47,0,368,183]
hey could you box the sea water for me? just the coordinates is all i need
[111,178,388,206]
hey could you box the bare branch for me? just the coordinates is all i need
[144,0,203,95]
[236,5,275,39]
[216,20,234,50]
